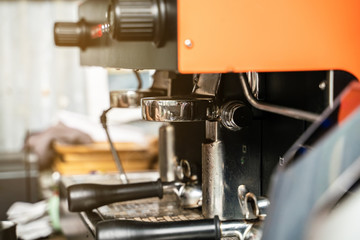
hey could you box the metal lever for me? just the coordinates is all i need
[67,180,202,212]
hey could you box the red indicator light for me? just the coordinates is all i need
[91,24,103,39]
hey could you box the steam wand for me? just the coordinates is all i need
[100,108,128,184]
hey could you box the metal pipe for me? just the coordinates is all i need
[159,124,176,182]
[202,138,226,219]
[100,108,128,184]
[104,129,128,183]
[328,70,334,108]
[239,73,320,122]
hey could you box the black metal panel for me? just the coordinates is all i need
[260,71,354,195]
[220,120,262,196]
[78,0,178,70]
[173,122,205,183]
[262,71,327,113]
[215,72,351,197]
[261,115,305,194]
[259,72,326,195]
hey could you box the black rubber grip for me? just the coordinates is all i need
[67,179,163,212]
[96,216,221,240]
[54,20,87,47]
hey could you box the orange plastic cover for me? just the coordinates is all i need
[177,0,360,80]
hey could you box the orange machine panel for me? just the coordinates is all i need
[177,0,360,80]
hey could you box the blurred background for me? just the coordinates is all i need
[0,0,86,151]
[0,1,159,239]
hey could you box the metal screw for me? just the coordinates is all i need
[184,39,193,48]
[319,81,327,90]
[279,156,285,166]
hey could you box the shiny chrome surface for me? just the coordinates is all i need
[221,101,250,131]
[176,159,192,180]
[141,97,214,122]
[239,73,320,122]
[203,121,263,220]
[179,184,202,208]
[238,185,270,220]
[98,193,202,221]
[180,159,192,178]
[110,89,166,108]
[238,185,259,220]
[162,181,202,209]
[327,70,334,108]
[220,101,241,131]
[159,124,176,182]
[202,135,226,219]
[220,220,264,240]
[221,221,253,240]
[247,72,261,100]
[205,120,219,141]
[257,197,270,220]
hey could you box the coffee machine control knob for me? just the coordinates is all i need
[54,20,105,49]
[54,20,88,49]
[108,0,166,46]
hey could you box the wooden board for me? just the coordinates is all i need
[53,139,158,175]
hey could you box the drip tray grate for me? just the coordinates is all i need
[97,194,203,222]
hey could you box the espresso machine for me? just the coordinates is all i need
[54,0,360,239]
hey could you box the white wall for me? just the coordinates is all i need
[0,1,89,151]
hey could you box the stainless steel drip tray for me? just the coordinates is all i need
[78,196,202,239]
[97,194,203,221]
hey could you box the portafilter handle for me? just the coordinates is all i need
[96,217,221,240]
[67,179,163,212]
[96,217,263,240]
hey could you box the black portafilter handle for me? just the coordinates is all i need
[96,216,221,240]
[67,179,163,212]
